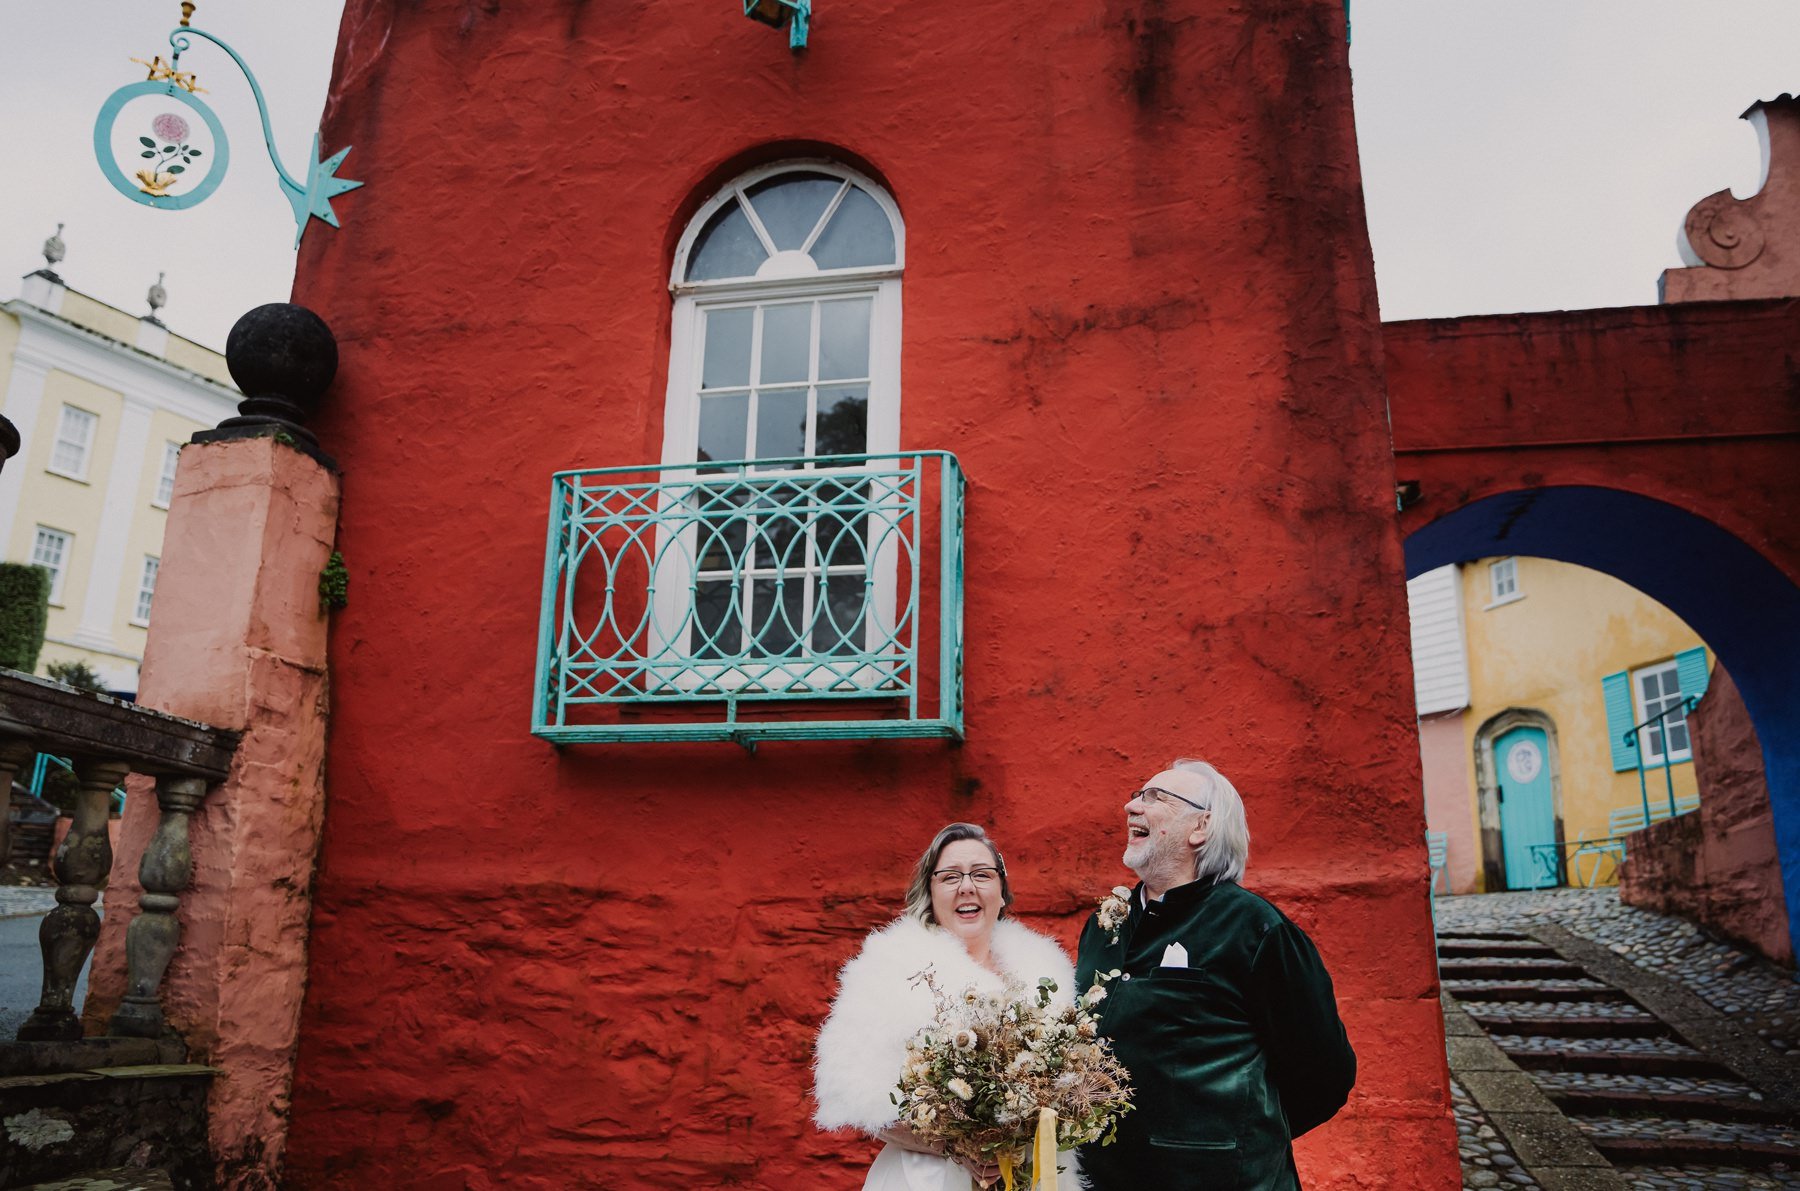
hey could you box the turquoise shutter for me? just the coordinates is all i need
[1675,646,1710,706]
[1602,670,1640,772]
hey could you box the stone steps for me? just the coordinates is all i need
[1582,1131,1800,1169]
[1464,1011,1669,1038]
[1503,1045,1738,1080]
[1438,959,1589,980]
[1442,979,1627,1002]
[1544,1086,1788,1123]
[1438,907,1800,1191]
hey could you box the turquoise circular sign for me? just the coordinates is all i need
[93,81,231,211]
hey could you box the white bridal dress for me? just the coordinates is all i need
[862,1145,978,1191]
[812,916,1081,1191]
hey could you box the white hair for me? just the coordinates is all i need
[1171,757,1250,884]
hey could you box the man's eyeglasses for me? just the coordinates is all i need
[1127,786,1209,813]
[932,866,1002,888]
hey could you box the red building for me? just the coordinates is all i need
[279,0,1454,1184]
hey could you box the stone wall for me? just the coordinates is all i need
[1620,668,1792,967]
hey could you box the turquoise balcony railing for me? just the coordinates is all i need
[533,451,965,744]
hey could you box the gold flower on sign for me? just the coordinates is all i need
[131,55,206,94]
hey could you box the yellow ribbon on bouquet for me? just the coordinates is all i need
[995,1109,1059,1191]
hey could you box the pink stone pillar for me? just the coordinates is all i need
[86,436,338,1191]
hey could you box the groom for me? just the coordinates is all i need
[1074,757,1355,1191]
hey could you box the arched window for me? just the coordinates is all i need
[652,163,905,674]
[661,162,903,469]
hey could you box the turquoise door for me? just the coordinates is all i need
[1496,726,1556,889]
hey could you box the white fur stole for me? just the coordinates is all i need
[813,916,1076,1135]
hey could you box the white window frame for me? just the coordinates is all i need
[132,555,160,627]
[653,162,905,690]
[1486,557,1522,607]
[1631,659,1692,765]
[49,404,98,481]
[32,526,72,606]
[153,441,180,508]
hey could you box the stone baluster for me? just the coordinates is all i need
[17,756,127,1041]
[0,738,33,871]
[109,775,209,1037]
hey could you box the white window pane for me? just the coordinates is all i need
[813,571,868,655]
[691,579,742,657]
[136,556,159,623]
[701,308,753,389]
[754,390,807,462]
[811,187,895,270]
[815,386,868,456]
[748,578,806,656]
[759,303,812,384]
[32,528,69,603]
[745,173,841,251]
[156,442,179,505]
[60,407,94,447]
[818,298,871,380]
[697,393,749,465]
[688,201,768,281]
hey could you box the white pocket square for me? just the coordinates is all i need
[1160,942,1189,968]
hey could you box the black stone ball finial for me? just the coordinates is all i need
[210,303,338,452]
[0,414,19,476]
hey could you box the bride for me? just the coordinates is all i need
[814,822,1076,1191]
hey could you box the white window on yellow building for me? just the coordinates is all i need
[133,555,160,626]
[49,405,98,480]
[32,526,72,605]
[1632,659,1692,765]
[1487,557,1521,606]
[154,442,180,508]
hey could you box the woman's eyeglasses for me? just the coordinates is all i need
[931,866,1001,888]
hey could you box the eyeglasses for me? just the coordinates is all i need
[1127,786,1209,813]
[931,866,1002,888]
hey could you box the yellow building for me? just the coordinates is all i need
[0,235,238,693]
[1409,555,1710,894]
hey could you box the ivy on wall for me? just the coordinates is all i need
[0,563,50,672]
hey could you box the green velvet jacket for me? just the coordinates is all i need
[1074,879,1354,1191]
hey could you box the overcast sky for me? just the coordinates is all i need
[5,2,1797,349]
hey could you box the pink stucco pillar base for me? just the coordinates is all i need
[85,436,339,1191]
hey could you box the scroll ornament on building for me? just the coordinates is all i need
[92,2,363,248]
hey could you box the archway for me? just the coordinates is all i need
[1404,485,1800,957]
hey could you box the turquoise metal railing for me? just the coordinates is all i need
[532,451,965,744]
[1623,695,1701,822]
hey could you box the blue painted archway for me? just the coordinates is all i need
[1405,485,1800,959]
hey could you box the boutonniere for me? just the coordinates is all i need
[1096,885,1133,944]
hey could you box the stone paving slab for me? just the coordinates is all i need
[0,888,63,920]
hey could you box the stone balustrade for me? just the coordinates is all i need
[0,670,238,1046]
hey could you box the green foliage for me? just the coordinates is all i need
[45,659,107,693]
[41,762,79,817]
[0,563,50,672]
[319,551,348,613]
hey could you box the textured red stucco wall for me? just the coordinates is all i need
[283,0,1456,1186]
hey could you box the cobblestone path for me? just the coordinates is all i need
[1439,891,1800,1191]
